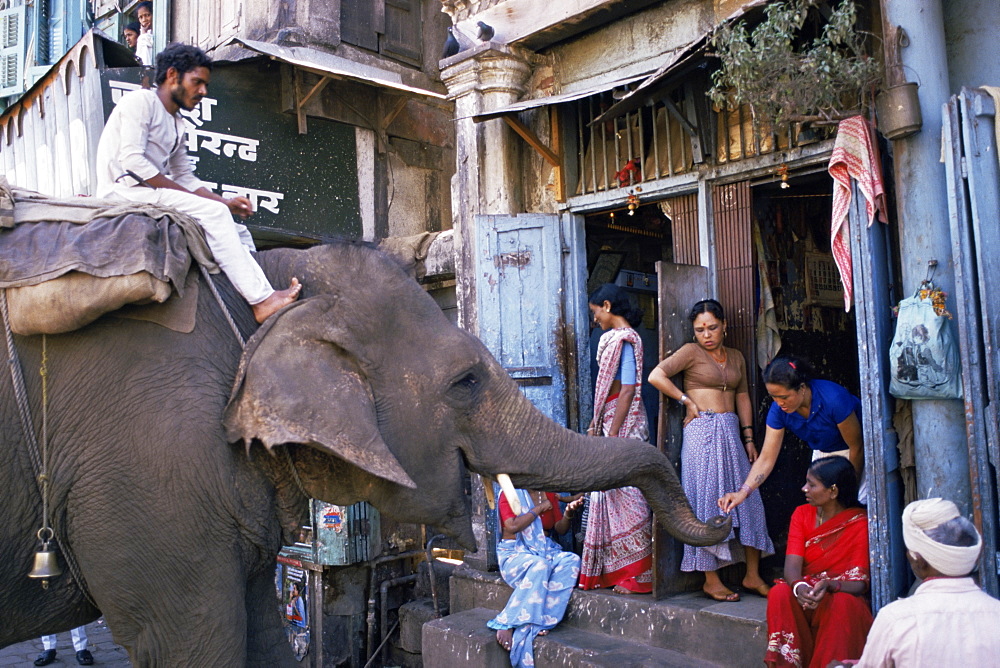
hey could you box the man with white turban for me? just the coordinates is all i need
[849,498,1000,667]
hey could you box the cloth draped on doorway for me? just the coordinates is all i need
[827,116,888,312]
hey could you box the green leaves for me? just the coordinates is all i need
[708,0,881,124]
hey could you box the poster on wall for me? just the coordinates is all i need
[282,565,310,661]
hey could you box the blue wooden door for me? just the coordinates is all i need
[944,88,1000,596]
[475,214,569,425]
[848,181,908,611]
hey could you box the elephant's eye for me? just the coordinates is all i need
[447,372,480,404]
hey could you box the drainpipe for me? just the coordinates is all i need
[881,0,971,511]
[364,550,423,662]
[380,574,418,665]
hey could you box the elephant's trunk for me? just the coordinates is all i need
[465,382,731,547]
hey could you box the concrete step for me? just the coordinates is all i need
[447,566,768,667]
[422,607,721,668]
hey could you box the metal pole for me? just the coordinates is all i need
[881,0,971,511]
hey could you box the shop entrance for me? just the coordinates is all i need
[749,170,860,566]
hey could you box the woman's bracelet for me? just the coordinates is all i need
[523,509,538,521]
[741,425,753,432]
[739,483,753,495]
[829,580,842,593]
[678,394,690,405]
[793,581,810,597]
[743,437,754,444]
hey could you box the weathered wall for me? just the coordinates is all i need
[943,0,1000,91]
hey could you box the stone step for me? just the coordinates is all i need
[447,566,768,667]
[422,607,722,668]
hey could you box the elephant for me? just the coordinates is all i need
[0,242,729,666]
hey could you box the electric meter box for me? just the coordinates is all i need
[309,500,381,566]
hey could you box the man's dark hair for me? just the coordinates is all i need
[925,516,980,548]
[154,43,212,86]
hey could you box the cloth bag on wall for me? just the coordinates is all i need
[888,283,963,400]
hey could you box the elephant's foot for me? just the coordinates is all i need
[253,279,302,323]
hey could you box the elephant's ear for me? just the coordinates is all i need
[224,296,416,488]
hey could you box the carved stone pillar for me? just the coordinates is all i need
[440,44,531,334]
[440,44,530,571]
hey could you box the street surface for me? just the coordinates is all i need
[0,620,130,667]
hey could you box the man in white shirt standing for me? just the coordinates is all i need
[836,498,1000,667]
[96,43,300,323]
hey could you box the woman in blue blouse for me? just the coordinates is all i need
[719,356,864,513]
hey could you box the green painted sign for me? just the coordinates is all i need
[100,61,361,243]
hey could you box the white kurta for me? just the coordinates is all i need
[856,577,1000,667]
[95,89,273,304]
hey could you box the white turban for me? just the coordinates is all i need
[902,498,982,576]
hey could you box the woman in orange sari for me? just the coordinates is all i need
[765,456,872,668]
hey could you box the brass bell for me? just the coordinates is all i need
[28,541,63,589]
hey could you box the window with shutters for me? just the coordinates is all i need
[0,5,25,98]
[341,0,422,67]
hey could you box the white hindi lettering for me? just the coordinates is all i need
[184,125,259,162]
[109,81,218,125]
[219,184,285,215]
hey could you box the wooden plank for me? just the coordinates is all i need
[549,106,565,203]
[501,114,559,167]
[848,178,906,611]
[956,89,1000,593]
[652,260,709,597]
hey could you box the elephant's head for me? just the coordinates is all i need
[224,244,729,549]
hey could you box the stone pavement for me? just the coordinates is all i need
[0,620,131,667]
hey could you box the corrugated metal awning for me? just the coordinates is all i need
[469,72,650,123]
[229,38,447,100]
[590,0,771,124]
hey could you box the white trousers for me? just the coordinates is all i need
[110,186,274,304]
[42,625,88,651]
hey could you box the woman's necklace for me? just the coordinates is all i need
[707,347,728,393]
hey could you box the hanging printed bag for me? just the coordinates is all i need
[888,283,963,400]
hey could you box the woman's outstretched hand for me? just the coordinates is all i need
[718,489,748,513]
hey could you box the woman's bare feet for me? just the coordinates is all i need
[612,585,638,595]
[496,628,513,651]
[742,576,771,597]
[252,278,302,323]
[537,629,549,636]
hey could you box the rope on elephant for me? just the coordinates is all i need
[198,264,246,347]
[0,289,100,610]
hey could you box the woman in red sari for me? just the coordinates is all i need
[765,456,872,668]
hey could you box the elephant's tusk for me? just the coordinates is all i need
[496,473,522,515]
[482,475,496,510]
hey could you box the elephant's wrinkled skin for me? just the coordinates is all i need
[0,243,729,666]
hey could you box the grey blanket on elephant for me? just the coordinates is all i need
[0,178,221,335]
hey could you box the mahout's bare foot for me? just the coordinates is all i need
[252,278,302,323]
[496,628,513,651]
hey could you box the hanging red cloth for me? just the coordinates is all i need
[828,116,888,312]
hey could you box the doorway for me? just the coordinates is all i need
[750,170,861,563]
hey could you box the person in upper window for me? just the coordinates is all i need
[649,298,773,602]
[122,21,141,54]
[577,283,655,595]
[719,355,866,515]
[134,1,154,66]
